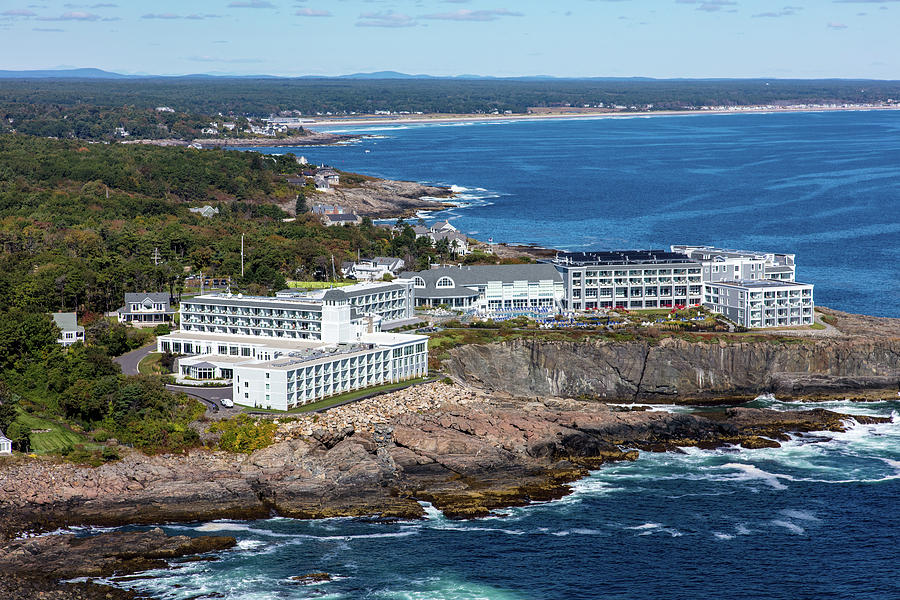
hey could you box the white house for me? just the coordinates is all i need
[344,257,406,281]
[430,220,457,234]
[431,231,470,256]
[51,312,85,347]
[0,431,11,455]
[189,205,220,218]
[117,293,176,326]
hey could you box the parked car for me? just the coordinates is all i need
[220,398,234,408]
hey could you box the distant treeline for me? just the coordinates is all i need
[1,77,899,140]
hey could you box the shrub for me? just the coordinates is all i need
[208,414,277,454]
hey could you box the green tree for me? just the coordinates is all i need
[295,192,308,215]
[0,382,18,433]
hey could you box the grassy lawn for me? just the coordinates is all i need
[138,352,164,375]
[809,322,827,330]
[286,280,354,289]
[244,376,435,414]
[16,412,92,454]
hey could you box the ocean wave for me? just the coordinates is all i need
[770,520,806,535]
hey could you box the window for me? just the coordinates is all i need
[413,276,426,288]
[436,276,454,288]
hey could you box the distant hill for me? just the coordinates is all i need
[0,68,131,79]
[0,68,896,82]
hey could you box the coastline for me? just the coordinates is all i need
[301,104,900,130]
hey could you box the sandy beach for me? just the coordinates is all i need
[301,104,900,129]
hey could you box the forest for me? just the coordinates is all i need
[2,77,899,140]
[0,133,466,458]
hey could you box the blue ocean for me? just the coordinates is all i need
[259,111,900,317]
[100,399,900,600]
[95,112,900,599]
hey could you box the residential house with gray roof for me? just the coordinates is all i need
[51,312,85,347]
[117,293,176,326]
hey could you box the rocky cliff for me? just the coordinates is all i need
[316,178,453,218]
[444,336,900,402]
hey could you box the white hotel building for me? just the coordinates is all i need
[703,280,814,328]
[550,251,705,311]
[671,245,814,328]
[158,281,427,411]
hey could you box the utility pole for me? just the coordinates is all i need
[331,254,337,285]
[241,234,245,278]
[151,247,161,266]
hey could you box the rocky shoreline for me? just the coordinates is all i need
[314,178,454,219]
[2,309,898,598]
[0,382,890,598]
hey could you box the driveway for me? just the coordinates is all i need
[114,343,156,375]
[166,384,235,416]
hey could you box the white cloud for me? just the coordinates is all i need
[422,8,523,21]
[295,8,331,16]
[228,1,275,8]
[675,0,737,12]
[356,10,417,27]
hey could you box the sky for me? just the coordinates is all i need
[0,0,898,79]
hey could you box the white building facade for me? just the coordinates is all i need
[704,280,814,328]
[401,264,565,313]
[552,251,704,311]
[158,284,427,410]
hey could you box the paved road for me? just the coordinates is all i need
[166,384,234,415]
[114,343,156,375]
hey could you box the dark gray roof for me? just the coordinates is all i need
[372,256,403,267]
[415,287,480,299]
[191,362,217,369]
[342,283,405,298]
[553,250,698,267]
[324,213,360,222]
[431,231,467,243]
[765,265,795,273]
[125,292,170,304]
[322,288,348,302]
[401,264,563,291]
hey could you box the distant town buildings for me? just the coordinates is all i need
[51,312,84,347]
[117,293,176,326]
